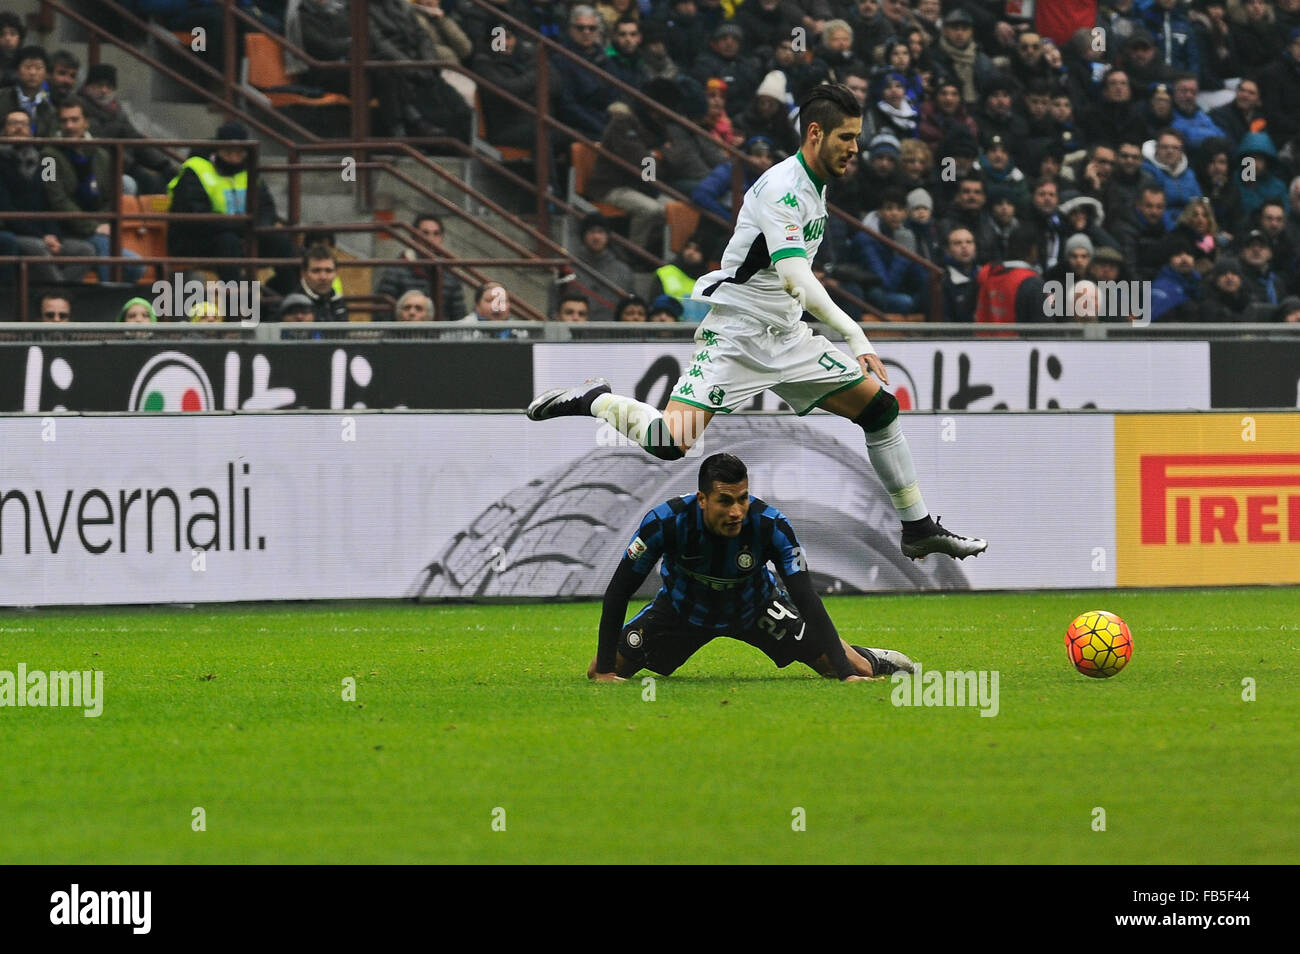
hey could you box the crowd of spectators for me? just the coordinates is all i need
[8,2,1300,324]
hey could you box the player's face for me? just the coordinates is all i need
[812,115,861,179]
[698,480,750,536]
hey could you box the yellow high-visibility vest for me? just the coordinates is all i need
[168,156,248,214]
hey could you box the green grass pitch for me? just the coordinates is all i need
[1,588,1294,864]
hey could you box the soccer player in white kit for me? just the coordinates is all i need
[529,84,986,561]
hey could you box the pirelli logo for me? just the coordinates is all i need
[1140,453,1300,545]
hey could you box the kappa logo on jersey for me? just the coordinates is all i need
[779,192,799,208]
[627,536,648,560]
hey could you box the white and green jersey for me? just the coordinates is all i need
[691,151,830,331]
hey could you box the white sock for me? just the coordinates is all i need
[591,392,662,447]
[864,419,929,522]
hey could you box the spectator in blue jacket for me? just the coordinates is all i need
[1141,127,1201,218]
[1169,74,1225,151]
[850,187,925,314]
[1235,131,1288,234]
[690,135,775,220]
[551,6,618,140]
[1150,229,1203,321]
[1138,0,1202,84]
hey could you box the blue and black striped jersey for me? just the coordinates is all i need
[622,493,807,632]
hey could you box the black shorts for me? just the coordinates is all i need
[617,590,821,676]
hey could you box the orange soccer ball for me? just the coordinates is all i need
[1065,611,1133,678]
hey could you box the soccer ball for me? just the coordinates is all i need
[1065,611,1133,678]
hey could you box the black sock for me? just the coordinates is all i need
[851,645,881,674]
[901,516,936,534]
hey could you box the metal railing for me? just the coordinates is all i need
[3,321,1296,343]
[79,0,923,320]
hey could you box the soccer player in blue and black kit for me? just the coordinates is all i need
[589,453,916,683]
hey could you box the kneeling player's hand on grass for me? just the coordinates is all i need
[859,354,889,385]
[587,657,626,682]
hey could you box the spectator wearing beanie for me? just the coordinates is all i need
[735,71,798,156]
[1236,229,1282,305]
[1200,257,1255,322]
[690,22,761,117]
[1080,67,1148,147]
[918,78,979,151]
[858,131,903,210]
[639,20,680,81]
[167,120,299,297]
[868,71,919,140]
[79,63,178,195]
[974,80,1029,161]
[1045,232,1094,288]
[930,8,997,106]
[650,235,710,321]
[1150,229,1203,321]
[977,135,1029,211]
[905,187,940,263]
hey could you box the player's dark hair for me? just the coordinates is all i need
[799,83,860,140]
[698,453,747,495]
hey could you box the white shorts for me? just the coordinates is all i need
[668,308,864,415]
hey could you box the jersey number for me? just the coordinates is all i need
[758,598,804,642]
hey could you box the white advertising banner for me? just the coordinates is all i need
[534,340,1211,412]
[0,412,1115,606]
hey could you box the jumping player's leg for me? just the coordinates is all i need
[817,376,987,560]
[527,383,710,462]
[527,314,768,461]
[595,396,714,459]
